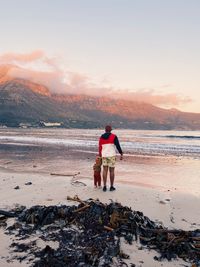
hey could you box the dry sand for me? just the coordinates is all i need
[0,167,199,267]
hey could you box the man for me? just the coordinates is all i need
[99,125,123,192]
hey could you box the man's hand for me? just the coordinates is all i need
[120,154,123,160]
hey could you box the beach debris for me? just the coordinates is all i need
[159,200,166,205]
[14,185,20,190]
[71,174,87,187]
[170,212,175,223]
[3,196,200,267]
[25,182,32,185]
[50,172,86,186]
[50,172,80,177]
[0,209,16,218]
[46,198,53,202]
[71,179,87,187]
[0,215,7,227]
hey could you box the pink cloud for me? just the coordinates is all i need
[0,50,45,63]
[0,51,192,106]
[112,89,192,106]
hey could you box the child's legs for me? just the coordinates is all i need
[94,172,101,186]
[97,172,101,186]
[94,173,98,186]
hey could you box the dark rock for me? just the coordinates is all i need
[14,186,20,190]
[25,182,32,185]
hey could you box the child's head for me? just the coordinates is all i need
[95,155,102,165]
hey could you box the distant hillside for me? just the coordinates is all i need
[0,64,200,129]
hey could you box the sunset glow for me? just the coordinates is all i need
[0,0,200,112]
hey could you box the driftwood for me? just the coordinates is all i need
[73,204,90,213]
[50,172,80,177]
[104,225,114,231]
[142,228,188,234]
[67,195,87,205]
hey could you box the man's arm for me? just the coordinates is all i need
[114,136,123,155]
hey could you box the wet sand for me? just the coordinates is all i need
[1,141,199,195]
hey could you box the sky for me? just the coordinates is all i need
[0,0,200,112]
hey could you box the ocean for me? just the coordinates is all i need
[1,128,200,157]
[0,128,200,196]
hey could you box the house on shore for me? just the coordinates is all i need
[39,121,63,127]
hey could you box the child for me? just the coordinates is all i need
[93,155,102,188]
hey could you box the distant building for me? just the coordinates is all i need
[19,123,32,128]
[40,121,63,127]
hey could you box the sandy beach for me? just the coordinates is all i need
[0,129,200,266]
[0,164,199,266]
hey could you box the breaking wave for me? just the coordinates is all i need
[165,135,200,140]
[1,129,200,158]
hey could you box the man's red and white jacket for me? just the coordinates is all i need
[99,132,123,158]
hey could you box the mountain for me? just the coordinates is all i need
[53,95,200,129]
[1,64,200,129]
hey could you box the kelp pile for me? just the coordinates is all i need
[1,196,200,266]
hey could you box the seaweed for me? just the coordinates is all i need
[2,196,200,266]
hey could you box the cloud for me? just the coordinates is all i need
[0,50,192,106]
[0,50,66,93]
[8,66,66,94]
[0,50,45,64]
[112,89,192,106]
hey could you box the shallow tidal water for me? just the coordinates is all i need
[0,128,200,196]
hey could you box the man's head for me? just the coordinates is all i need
[105,125,112,133]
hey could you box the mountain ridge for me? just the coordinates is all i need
[0,64,200,129]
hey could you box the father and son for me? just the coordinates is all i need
[93,125,123,192]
